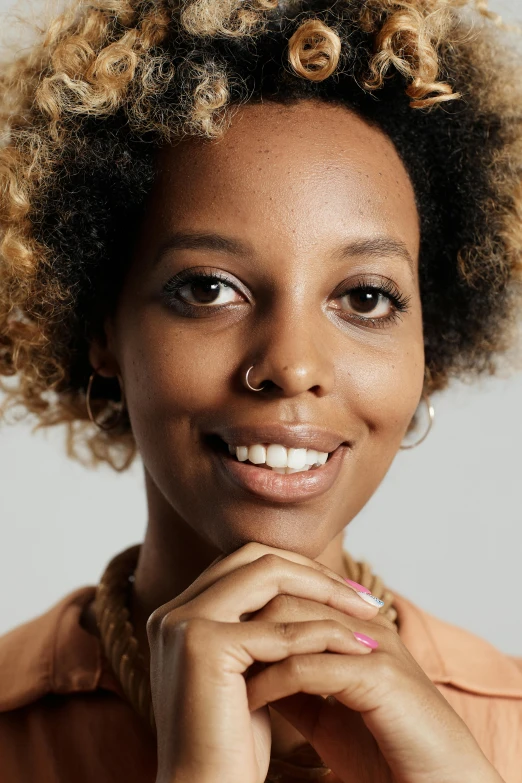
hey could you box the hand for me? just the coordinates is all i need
[246,585,505,783]
[146,541,380,783]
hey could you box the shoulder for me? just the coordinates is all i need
[0,586,122,713]
[393,591,522,699]
[0,591,155,782]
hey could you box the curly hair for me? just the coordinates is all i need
[0,0,521,471]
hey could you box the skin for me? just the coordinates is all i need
[84,100,502,781]
[87,97,423,654]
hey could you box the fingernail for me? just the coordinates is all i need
[356,592,385,608]
[353,632,379,649]
[343,578,371,594]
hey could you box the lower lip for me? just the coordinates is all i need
[211,444,350,503]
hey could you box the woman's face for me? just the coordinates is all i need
[93,99,424,557]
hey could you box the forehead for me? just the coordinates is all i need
[150,100,420,263]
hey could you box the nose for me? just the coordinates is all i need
[243,312,335,398]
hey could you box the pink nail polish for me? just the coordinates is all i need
[344,578,371,594]
[353,632,379,649]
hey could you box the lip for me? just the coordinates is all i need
[211,441,350,504]
[210,423,348,453]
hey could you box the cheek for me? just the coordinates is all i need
[341,335,425,446]
[331,332,424,514]
[116,312,243,430]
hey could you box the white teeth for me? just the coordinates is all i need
[236,446,249,462]
[305,449,318,465]
[231,443,330,472]
[266,444,288,468]
[248,444,266,464]
[287,448,307,469]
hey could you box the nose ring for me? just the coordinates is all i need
[245,365,265,392]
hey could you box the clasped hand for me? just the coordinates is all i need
[147,543,504,783]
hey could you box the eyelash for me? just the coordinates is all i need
[161,269,411,328]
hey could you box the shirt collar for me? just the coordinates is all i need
[0,586,123,712]
[392,591,522,697]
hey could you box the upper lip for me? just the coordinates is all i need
[211,424,350,453]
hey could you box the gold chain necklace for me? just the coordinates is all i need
[93,544,397,782]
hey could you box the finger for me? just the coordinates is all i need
[246,649,383,713]
[176,554,380,624]
[252,592,372,623]
[166,541,380,609]
[233,543,354,587]
[164,617,372,677]
[250,594,388,653]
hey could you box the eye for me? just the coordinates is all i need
[177,276,241,306]
[162,269,247,314]
[330,276,411,328]
[339,288,393,318]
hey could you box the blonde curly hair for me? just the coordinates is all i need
[0,0,521,471]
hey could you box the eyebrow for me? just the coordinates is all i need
[332,236,416,278]
[154,231,416,278]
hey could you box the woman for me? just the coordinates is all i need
[0,0,521,781]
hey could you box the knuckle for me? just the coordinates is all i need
[273,621,296,640]
[286,654,307,679]
[176,617,211,651]
[264,593,294,617]
[145,609,163,638]
[257,553,283,570]
[242,541,267,559]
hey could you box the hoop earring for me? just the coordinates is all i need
[86,369,126,431]
[244,365,265,392]
[399,394,435,450]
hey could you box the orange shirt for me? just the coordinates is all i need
[0,584,521,783]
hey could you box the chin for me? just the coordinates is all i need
[200,504,340,558]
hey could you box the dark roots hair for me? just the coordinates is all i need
[0,0,521,470]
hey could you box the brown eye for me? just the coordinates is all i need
[178,278,240,306]
[189,280,221,303]
[339,288,392,318]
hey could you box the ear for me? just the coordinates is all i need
[88,317,121,378]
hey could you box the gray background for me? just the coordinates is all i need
[1,0,521,655]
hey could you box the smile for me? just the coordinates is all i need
[227,443,330,474]
[207,435,350,504]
